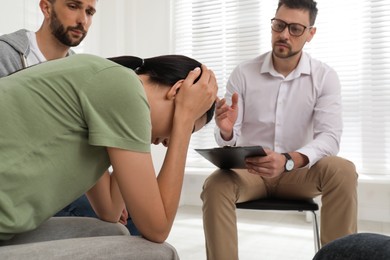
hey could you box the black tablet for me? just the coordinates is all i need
[195,146,266,169]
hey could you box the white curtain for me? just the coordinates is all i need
[173,0,390,175]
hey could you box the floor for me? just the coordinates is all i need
[166,205,390,260]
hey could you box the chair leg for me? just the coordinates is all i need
[310,210,321,253]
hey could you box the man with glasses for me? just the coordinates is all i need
[201,0,358,259]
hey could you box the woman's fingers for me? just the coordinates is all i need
[176,65,218,121]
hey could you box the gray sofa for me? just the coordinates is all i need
[0,217,179,259]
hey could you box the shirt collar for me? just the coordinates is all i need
[261,51,311,80]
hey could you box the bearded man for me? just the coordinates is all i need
[0,0,97,77]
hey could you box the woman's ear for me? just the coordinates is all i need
[166,79,184,100]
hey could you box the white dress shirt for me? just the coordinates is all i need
[215,51,343,167]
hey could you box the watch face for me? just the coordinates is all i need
[286,160,294,171]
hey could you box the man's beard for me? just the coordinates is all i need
[272,40,301,59]
[50,9,87,47]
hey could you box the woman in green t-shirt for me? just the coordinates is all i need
[0,53,217,243]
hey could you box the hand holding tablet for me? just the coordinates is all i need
[195,146,266,169]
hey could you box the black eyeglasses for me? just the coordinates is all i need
[271,18,312,37]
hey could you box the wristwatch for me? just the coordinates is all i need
[282,153,294,172]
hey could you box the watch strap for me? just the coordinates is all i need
[282,153,294,171]
[282,153,292,160]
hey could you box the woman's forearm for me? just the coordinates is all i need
[156,115,194,229]
[86,170,125,222]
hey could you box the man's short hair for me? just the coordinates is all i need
[277,0,318,25]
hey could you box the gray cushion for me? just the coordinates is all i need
[0,217,130,246]
[0,217,180,260]
[0,236,180,260]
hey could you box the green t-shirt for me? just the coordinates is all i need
[0,54,151,240]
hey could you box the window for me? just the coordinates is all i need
[173,0,390,175]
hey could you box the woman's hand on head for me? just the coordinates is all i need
[175,65,218,124]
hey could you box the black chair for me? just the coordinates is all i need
[236,198,321,252]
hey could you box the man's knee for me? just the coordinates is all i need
[201,169,237,202]
[315,156,358,185]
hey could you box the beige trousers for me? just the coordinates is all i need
[200,156,358,260]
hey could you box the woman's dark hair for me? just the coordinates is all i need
[108,55,215,124]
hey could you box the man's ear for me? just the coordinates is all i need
[166,79,184,100]
[306,27,316,43]
[40,0,52,19]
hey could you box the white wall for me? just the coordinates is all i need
[84,0,171,57]
[0,0,41,34]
